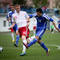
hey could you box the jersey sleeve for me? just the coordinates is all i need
[6,12,10,19]
[6,11,12,20]
[29,14,33,18]
[29,13,37,18]
[24,12,29,19]
[43,13,54,22]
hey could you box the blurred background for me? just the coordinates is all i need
[0,0,60,14]
[0,0,60,32]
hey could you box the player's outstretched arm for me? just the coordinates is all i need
[52,21,60,32]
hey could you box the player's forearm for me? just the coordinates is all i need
[7,17,11,21]
[52,21,60,31]
[10,23,15,28]
[27,18,30,26]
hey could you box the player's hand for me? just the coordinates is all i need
[57,28,60,32]
[8,27,11,30]
[56,27,60,32]
[58,29,60,32]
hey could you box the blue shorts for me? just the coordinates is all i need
[13,24,18,32]
[36,27,46,40]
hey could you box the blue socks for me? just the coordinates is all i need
[27,37,48,52]
[40,42,48,52]
[16,35,19,46]
[28,38,37,47]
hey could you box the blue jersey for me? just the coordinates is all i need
[7,11,15,24]
[29,13,53,29]
[7,11,18,32]
[36,16,47,29]
[29,13,54,39]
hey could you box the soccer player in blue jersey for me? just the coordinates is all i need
[7,5,19,45]
[7,5,15,42]
[24,8,60,56]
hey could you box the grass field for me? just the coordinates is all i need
[0,31,60,60]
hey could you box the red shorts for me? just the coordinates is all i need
[10,28,14,32]
[18,26,30,38]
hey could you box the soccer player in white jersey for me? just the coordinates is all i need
[11,4,30,56]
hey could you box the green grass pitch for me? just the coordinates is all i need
[0,31,60,60]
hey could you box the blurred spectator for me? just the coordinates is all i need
[0,3,5,13]
[21,5,36,13]
[0,0,13,13]
[42,6,47,13]
[0,7,5,13]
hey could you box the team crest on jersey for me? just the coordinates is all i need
[38,20,41,22]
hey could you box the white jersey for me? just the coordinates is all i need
[12,11,29,28]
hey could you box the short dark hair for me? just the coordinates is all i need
[14,4,20,8]
[15,4,20,7]
[36,8,43,13]
[10,4,14,6]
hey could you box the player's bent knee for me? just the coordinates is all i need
[22,35,26,40]
[35,36,39,40]
[16,31,19,35]
[38,40,42,43]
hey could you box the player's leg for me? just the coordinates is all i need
[28,26,36,42]
[20,35,27,56]
[19,27,29,56]
[27,28,47,51]
[13,24,20,47]
[27,35,35,43]
[23,28,40,48]
[11,32,15,42]
[38,40,50,56]
[8,21,15,42]
[20,26,31,56]
[27,26,36,43]
[14,30,19,47]
[23,36,38,49]
[37,29,49,56]
[20,45,26,56]
[10,28,15,42]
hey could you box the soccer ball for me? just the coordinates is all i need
[0,47,3,52]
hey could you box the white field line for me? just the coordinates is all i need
[47,44,60,50]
